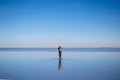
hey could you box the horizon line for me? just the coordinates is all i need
[0,47,120,48]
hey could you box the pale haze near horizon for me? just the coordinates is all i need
[0,0,120,48]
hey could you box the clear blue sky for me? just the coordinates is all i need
[0,0,120,48]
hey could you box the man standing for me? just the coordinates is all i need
[58,45,62,58]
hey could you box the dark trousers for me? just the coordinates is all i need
[59,51,62,58]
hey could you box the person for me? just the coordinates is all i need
[58,45,62,58]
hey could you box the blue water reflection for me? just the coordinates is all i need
[0,52,120,80]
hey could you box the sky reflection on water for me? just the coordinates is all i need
[0,52,120,80]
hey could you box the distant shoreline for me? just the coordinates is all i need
[0,48,120,52]
[0,47,120,48]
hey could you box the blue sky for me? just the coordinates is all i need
[0,0,120,48]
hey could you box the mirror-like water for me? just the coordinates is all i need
[0,51,120,80]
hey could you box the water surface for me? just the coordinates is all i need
[0,48,120,80]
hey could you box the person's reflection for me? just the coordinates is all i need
[58,58,62,71]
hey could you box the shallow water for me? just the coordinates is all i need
[0,51,120,80]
